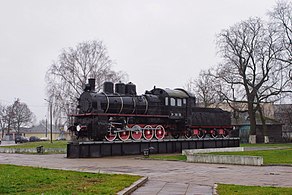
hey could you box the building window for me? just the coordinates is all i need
[170,98,176,106]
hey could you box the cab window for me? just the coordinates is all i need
[165,97,169,106]
[170,98,176,106]
[183,98,186,104]
[177,99,182,107]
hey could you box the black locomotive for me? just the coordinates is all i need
[69,78,233,141]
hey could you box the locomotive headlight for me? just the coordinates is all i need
[76,125,81,132]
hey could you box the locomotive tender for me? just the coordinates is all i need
[70,78,232,141]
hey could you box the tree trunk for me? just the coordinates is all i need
[1,128,4,138]
[248,103,257,134]
[247,100,257,143]
[258,104,268,143]
[7,120,10,135]
[17,122,20,134]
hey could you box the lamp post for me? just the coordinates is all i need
[45,116,47,137]
[44,99,53,143]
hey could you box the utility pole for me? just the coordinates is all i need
[44,99,53,143]
[50,102,53,143]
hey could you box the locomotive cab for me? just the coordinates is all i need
[149,87,195,120]
[148,87,196,138]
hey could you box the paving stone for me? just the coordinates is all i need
[0,153,292,194]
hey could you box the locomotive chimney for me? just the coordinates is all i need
[88,78,95,91]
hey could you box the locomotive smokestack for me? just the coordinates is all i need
[88,78,95,91]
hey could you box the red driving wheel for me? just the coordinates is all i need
[131,125,143,140]
[105,132,117,141]
[143,125,154,140]
[155,125,165,140]
[118,131,130,141]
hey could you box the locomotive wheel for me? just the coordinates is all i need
[155,125,165,140]
[105,132,117,141]
[118,131,130,141]
[196,130,205,139]
[131,125,143,140]
[171,133,180,139]
[210,129,218,138]
[184,131,193,139]
[143,125,154,140]
[222,129,229,138]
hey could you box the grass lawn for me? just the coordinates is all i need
[0,141,67,149]
[211,143,292,165]
[0,164,141,194]
[241,143,292,148]
[148,154,186,161]
[149,143,292,165]
[210,148,292,165]
[217,184,292,195]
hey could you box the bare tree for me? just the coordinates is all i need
[46,40,128,126]
[0,100,34,135]
[268,0,292,90]
[269,0,292,83]
[10,99,35,133]
[269,1,292,62]
[3,103,15,135]
[186,69,222,108]
[0,103,7,138]
[254,1,292,140]
[215,17,291,142]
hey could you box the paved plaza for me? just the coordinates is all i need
[0,153,292,194]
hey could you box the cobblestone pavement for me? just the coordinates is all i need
[1,153,292,194]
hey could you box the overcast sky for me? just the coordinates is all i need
[0,0,278,122]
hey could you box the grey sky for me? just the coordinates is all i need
[0,0,277,121]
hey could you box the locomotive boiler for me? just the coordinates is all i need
[69,78,233,141]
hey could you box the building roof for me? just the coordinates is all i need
[232,111,282,126]
[20,124,59,133]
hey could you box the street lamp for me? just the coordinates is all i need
[44,99,53,143]
[45,115,48,137]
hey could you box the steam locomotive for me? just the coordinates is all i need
[69,78,233,141]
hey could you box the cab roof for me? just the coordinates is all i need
[149,88,196,98]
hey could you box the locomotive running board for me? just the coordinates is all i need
[69,113,169,118]
[67,137,240,158]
